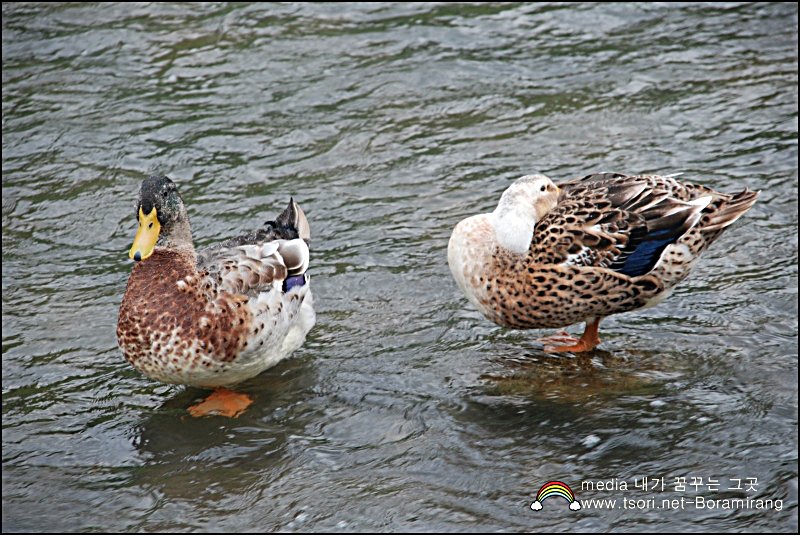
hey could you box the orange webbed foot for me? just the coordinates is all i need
[543,338,601,353]
[187,388,253,418]
[536,330,579,347]
[540,320,602,354]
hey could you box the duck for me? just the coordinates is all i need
[448,172,759,353]
[117,175,315,416]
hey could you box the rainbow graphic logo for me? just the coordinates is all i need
[530,481,581,511]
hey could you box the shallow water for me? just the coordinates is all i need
[2,2,797,532]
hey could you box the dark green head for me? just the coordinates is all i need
[129,175,191,261]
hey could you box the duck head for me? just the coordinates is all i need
[129,175,193,261]
[490,174,560,254]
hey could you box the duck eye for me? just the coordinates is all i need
[540,185,546,192]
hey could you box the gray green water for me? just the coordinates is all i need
[2,2,797,532]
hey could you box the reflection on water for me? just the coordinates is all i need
[2,2,797,532]
[481,350,661,402]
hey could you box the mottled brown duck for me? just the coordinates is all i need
[448,172,758,352]
[117,175,315,416]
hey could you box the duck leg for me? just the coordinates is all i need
[187,388,253,418]
[543,319,602,353]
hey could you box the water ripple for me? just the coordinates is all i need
[2,2,797,532]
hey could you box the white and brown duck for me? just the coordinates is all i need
[448,172,758,352]
[117,175,315,416]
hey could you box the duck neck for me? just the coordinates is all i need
[490,205,535,255]
[159,217,196,256]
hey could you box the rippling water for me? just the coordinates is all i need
[2,2,797,532]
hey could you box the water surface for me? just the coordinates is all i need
[2,2,797,532]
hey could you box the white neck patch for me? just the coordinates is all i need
[491,208,535,254]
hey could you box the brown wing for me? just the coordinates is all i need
[197,239,308,297]
[530,173,710,277]
[195,199,311,297]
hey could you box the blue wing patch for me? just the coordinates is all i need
[282,274,307,292]
[617,228,678,277]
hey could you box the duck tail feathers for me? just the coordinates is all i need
[700,188,759,233]
[275,198,311,243]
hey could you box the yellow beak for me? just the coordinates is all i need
[129,207,160,261]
